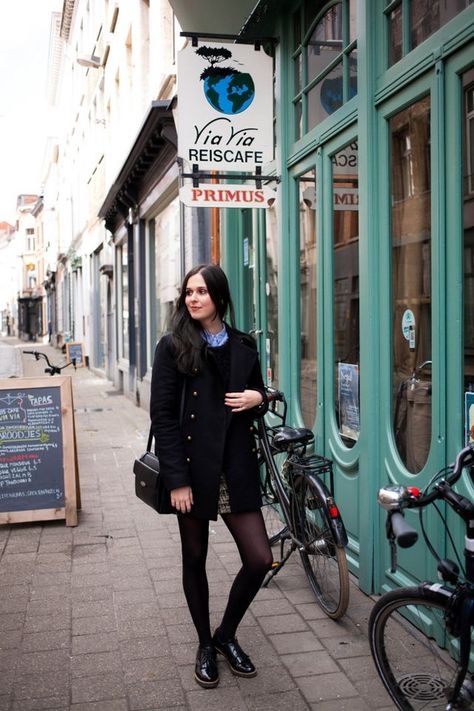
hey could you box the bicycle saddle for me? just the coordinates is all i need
[273,426,314,449]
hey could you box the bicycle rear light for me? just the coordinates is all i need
[328,503,339,519]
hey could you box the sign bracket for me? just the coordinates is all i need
[180,31,278,52]
[181,165,280,189]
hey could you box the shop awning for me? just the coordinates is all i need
[98,100,177,233]
[168,0,258,34]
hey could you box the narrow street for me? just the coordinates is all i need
[0,338,391,711]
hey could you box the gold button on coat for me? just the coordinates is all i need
[190,414,196,420]
[192,391,198,397]
[187,435,192,441]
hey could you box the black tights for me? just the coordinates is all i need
[177,510,273,645]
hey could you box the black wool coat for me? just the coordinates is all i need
[150,327,268,520]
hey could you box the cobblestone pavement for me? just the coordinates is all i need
[0,337,393,710]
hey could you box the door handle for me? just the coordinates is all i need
[249,329,263,336]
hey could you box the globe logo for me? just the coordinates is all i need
[196,45,255,115]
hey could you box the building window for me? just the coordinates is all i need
[152,197,181,348]
[265,203,279,388]
[26,227,35,252]
[332,141,359,446]
[386,0,470,67]
[298,169,318,426]
[118,242,129,360]
[292,0,357,139]
[391,96,432,473]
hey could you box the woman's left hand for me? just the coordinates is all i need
[225,389,263,412]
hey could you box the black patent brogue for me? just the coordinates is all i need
[194,644,219,688]
[212,631,257,677]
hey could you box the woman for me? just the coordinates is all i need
[150,263,273,689]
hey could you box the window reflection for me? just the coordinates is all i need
[154,197,181,339]
[120,242,129,360]
[391,97,432,473]
[299,170,317,427]
[266,203,279,388]
[332,142,359,446]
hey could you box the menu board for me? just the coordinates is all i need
[66,341,84,367]
[0,376,79,526]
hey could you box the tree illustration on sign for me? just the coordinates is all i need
[195,46,255,115]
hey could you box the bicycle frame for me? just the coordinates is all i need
[257,402,348,550]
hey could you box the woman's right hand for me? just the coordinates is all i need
[170,486,193,514]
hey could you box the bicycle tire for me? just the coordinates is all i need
[369,585,474,710]
[260,465,287,546]
[290,473,349,619]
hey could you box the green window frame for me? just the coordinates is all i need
[292,0,357,140]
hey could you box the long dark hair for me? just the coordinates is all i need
[170,263,236,374]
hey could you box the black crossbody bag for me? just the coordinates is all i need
[133,381,186,513]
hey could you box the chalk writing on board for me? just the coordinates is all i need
[0,387,65,512]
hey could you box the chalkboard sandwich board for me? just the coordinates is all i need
[0,376,79,526]
[66,341,85,367]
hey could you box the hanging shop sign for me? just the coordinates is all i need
[177,41,273,171]
[179,183,275,209]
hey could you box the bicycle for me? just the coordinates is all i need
[256,386,350,619]
[368,444,474,710]
[23,350,76,376]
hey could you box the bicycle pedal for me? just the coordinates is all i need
[271,561,281,569]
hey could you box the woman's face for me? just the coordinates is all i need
[185,273,218,328]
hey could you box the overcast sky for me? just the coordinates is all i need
[0,0,62,224]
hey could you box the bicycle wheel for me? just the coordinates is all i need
[369,585,474,710]
[260,466,287,546]
[290,473,349,619]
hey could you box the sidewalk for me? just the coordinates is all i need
[0,338,392,711]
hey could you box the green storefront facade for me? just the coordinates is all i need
[207,0,474,595]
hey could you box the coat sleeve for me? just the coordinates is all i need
[242,336,269,418]
[150,335,191,491]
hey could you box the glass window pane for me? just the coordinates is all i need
[307,4,342,82]
[411,0,469,51]
[349,0,357,43]
[391,97,432,473]
[121,242,129,360]
[299,170,317,427]
[388,3,403,66]
[294,53,302,95]
[463,71,474,441]
[295,99,303,140]
[348,48,357,100]
[332,142,359,446]
[154,197,180,339]
[265,203,279,388]
[308,61,343,131]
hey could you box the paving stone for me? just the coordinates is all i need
[123,656,181,684]
[127,679,186,709]
[21,629,70,652]
[72,631,119,655]
[246,689,310,710]
[17,649,71,675]
[73,614,117,635]
[281,650,339,677]
[119,635,171,661]
[71,651,123,678]
[117,616,165,640]
[0,629,21,648]
[13,670,70,699]
[71,673,125,704]
[70,701,129,711]
[268,631,323,655]
[185,686,247,711]
[258,613,309,635]
[296,671,358,703]
[23,612,71,635]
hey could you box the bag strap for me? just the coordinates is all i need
[147,378,186,452]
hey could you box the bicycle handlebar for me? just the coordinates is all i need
[22,350,76,375]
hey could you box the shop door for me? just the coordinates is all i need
[377,44,474,593]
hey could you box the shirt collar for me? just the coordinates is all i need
[201,323,228,347]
